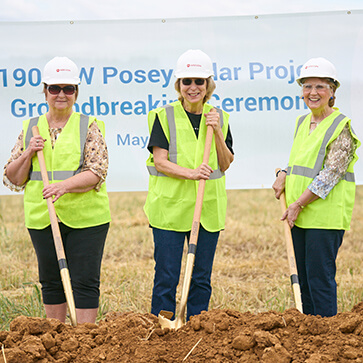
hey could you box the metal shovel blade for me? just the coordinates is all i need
[158,310,184,330]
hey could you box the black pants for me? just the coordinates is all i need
[291,226,344,317]
[28,222,109,309]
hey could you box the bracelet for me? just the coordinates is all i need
[296,200,305,209]
[276,169,287,177]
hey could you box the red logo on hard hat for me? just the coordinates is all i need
[56,68,71,72]
[305,65,318,69]
[186,63,202,68]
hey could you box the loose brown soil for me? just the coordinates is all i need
[1,303,363,362]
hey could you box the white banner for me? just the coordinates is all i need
[1,11,363,195]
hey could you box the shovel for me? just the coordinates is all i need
[158,117,215,330]
[275,168,303,313]
[32,126,78,326]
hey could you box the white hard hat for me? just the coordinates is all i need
[175,49,214,79]
[42,56,80,85]
[296,57,340,88]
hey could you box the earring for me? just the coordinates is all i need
[330,97,333,100]
[301,96,304,99]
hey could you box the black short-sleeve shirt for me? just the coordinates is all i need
[147,110,234,154]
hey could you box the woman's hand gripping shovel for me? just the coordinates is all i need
[158,111,215,330]
[32,126,78,326]
[275,168,303,313]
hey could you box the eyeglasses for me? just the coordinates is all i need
[302,84,331,92]
[181,78,206,86]
[47,85,77,95]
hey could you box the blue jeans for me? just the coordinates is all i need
[151,226,219,321]
[291,226,344,317]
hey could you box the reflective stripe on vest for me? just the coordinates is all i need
[147,105,225,180]
[25,114,89,181]
[294,114,308,139]
[287,113,355,182]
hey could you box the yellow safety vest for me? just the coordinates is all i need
[285,109,360,230]
[144,101,229,232]
[23,112,111,229]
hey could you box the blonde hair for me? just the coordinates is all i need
[174,77,216,104]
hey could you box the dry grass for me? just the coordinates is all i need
[0,187,362,327]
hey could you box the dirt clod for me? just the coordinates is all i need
[231,334,255,350]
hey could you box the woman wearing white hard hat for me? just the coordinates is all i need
[272,57,360,317]
[3,56,111,324]
[144,49,234,320]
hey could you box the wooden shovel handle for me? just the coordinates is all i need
[32,126,77,326]
[32,126,66,260]
[275,168,303,313]
[160,109,218,329]
[176,121,215,326]
[189,124,214,246]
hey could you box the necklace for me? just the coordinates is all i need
[46,111,72,129]
[47,119,68,129]
[310,119,323,126]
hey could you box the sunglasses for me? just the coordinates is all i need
[181,78,206,86]
[47,85,77,95]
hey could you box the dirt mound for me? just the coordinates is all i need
[1,303,363,362]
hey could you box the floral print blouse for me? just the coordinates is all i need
[3,121,108,192]
[308,124,358,199]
